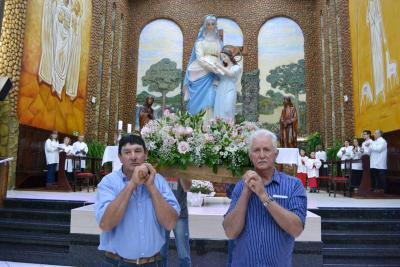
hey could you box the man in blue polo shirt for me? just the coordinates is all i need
[223,129,307,267]
[95,135,180,266]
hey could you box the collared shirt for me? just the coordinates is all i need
[225,170,307,267]
[95,168,180,260]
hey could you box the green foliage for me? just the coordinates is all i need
[266,59,305,97]
[305,132,321,155]
[190,185,212,194]
[260,122,280,136]
[326,139,342,161]
[87,139,106,159]
[142,58,182,112]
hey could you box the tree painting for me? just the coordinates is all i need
[142,58,182,112]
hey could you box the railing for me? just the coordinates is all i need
[320,155,372,197]
[58,152,104,191]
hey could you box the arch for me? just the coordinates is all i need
[257,17,306,136]
[135,19,183,129]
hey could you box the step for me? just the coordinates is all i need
[311,208,400,220]
[323,247,400,257]
[0,218,70,234]
[323,255,400,265]
[0,243,70,265]
[322,231,400,244]
[322,219,400,231]
[0,230,70,247]
[0,208,71,222]
[324,264,400,267]
[4,198,87,211]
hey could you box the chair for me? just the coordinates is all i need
[329,160,352,198]
[72,156,96,192]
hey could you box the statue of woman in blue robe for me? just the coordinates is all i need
[183,14,223,118]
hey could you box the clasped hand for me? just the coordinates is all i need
[130,163,156,187]
[242,170,267,199]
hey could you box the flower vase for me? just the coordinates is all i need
[187,192,204,207]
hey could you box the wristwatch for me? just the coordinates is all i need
[262,195,275,208]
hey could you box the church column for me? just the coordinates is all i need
[0,0,27,188]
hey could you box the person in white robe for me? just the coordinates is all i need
[369,129,387,193]
[58,137,74,182]
[316,145,327,177]
[351,138,363,189]
[72,134,88,171]
[45,131,59,186]
[296,149,308,188]
[337,140,353,170]
[306,152,322,193]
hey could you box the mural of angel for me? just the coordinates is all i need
[38,0,84,100]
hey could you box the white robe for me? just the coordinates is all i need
[58,143,73,172]
[66,0,83,99]
[337,146,353,169]
[45,139,59,165]
[370,137,387,170]
[72,141,88,169]
[306,158,322,178]
[362,139,373,155]
[297,155,308,174]
[351,147,363,170]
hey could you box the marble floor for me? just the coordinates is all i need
[0,262,72,267]
[6,189,400,209]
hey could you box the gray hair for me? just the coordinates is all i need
[248,129,278,151]
[375,129,383,136]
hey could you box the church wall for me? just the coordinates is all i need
[127,0,355,148]
[85,0,131,144]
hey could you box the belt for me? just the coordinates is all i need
[105,251,162,265]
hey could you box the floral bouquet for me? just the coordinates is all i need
[141,110,257,177]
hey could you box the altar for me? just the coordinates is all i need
[70,196,320,242]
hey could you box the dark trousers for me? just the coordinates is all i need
[46,163,57,184]
[351,170,363,188]
[370,168,387,191]
[101,256,162,267]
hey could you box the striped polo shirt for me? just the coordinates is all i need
[225,170,307,267]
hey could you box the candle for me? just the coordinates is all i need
[118,120,123,130]
[127,124,132,134]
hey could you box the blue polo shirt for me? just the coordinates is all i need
[225,170,307,267]
[95,168,180,260]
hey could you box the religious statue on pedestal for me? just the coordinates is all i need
[183,14,223,120]
[279,96,298,148]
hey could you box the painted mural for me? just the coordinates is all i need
[258,17,306,136]
[135,19,183,130]
[350,0,400,135]
[18,0,92,134]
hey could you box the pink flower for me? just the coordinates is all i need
[177,141,190,154]
[163,109,171,117]
[185,127,193,136]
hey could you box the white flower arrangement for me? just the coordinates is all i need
[141,110,258,177]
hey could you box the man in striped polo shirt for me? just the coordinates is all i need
[223,129,307,267]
